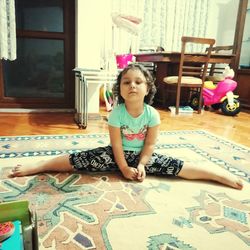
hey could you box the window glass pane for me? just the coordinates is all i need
[3,38,64,98]
[16,0,63,32]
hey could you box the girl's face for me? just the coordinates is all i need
[120,69,149,103]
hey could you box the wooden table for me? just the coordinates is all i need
[134,52,235,107]
[134,51,235,64]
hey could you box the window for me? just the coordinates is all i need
[0,0,75,108]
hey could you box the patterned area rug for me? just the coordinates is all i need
[0,130,249,250]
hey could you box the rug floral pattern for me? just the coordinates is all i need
[0,130,249,250]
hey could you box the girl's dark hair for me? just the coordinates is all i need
[112,63,157,105]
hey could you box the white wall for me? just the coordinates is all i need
[209,0,239,46]
[75,0,111,113]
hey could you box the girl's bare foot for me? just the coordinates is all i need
[215,172,243,190]
[178,164,244,190]
[10,162,45,177]
[10,155,73,177]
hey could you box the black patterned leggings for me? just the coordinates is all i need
[69,146,183,176]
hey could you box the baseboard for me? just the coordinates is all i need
[88,113,102,120]
[0,108,102,120]
[0,108,75,113]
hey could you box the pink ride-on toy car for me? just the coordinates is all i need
[190,66,241,116]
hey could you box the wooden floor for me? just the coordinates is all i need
[0,106,250,147]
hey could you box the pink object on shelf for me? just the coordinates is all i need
[116,54,133,69]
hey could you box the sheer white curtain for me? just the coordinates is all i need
[111,0,144,54]
[140,0,212,51]
[0,0,16,60]
[100,0,144,70]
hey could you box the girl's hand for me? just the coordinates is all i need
[137,163,146,182]
[121,166,138,180]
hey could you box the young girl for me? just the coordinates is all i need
[11,64,243,190]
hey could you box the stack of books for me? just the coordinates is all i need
[168,106,194,115]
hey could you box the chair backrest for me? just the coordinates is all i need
[209,45,234,53]
[206,45,234,77]
[178,36,215,85]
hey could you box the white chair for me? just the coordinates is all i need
[73,68,118,128]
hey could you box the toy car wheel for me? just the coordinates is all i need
[211,103,221,110]
[221,99,241,116]
[189,94,203,110]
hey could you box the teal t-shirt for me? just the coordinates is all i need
[108,103,161,152]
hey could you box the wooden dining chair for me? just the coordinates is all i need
[162,36,215,114]
[206,45,234,83]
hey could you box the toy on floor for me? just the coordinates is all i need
[100,83,114,112]
[190,66,241,116]
[0,221,15,242]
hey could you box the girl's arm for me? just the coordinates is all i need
[137,125,160,181]
[108,125,138,180]
[139,125,159,165]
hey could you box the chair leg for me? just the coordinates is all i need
[198,88,203,114]
[176,85,181,115]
